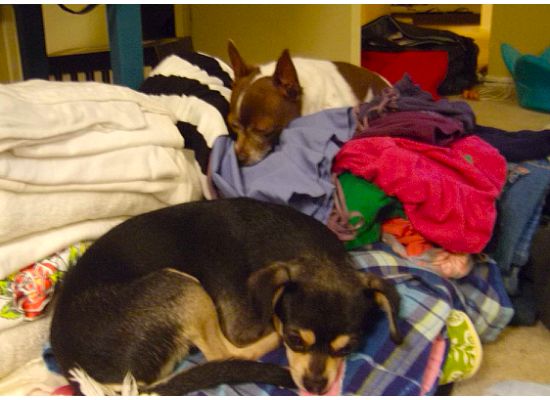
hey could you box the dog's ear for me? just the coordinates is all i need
[358,272,403,344]
[228,39,256,80]
[247,261,302,323]
[273,49,302,101]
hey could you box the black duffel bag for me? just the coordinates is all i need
[361,15,479,95]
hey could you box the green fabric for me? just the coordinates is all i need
[440,310,483,385]
[338,172,404,250]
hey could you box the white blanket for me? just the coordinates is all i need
[0,148,203,199]
[0,217,125,279]
[0,77,210,395]
[0,80,173,152]
[0,315,53,381]
[0,190,167,244]
[0,78,205,281]
[0,145,185,186]
[0,357,68,396]
[11,112,183,158]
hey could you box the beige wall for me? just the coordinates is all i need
[361,4,390,25]
[488,4,550,77]
[189,5,361,65]
[174,5,191,38]
[42,5,109,55]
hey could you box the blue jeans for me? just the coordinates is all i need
[485,158,550,294]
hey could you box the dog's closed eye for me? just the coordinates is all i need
[230,121,243,132]
[329,335,358,358]
[285,329,315,352]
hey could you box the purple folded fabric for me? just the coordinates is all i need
[354,110,466,146]
[356,74,476,134]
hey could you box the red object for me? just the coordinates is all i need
[361,50,449,99]
[333,136,506,253]
[52,385,75,396]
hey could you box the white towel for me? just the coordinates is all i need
[0,145,185,186]
[11,112,183,158]
[0,315,53,380]
[0,189,168,244]
[0,217,125,279]
[0,146,185,185]
[0,95,145,140]
[0,148,203,198]
[0,175,185,196]
[0,79,170,113]
[0,356,68,395]
[0,79,173,151]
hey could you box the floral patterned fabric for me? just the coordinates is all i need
[0,242,91,330]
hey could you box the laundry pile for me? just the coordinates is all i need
[211,75,508,280]
[332,75,507,279]
[0,79,203,380]
[211,73,550,325]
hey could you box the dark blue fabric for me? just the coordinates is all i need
[474,125,550,162]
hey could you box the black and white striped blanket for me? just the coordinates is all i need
[139,50,234,195]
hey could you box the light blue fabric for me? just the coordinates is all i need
[209,107,356,223]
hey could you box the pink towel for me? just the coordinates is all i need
[333,135,506,253]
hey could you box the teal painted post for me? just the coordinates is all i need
[106,5,144,89]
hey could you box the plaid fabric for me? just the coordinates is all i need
[173,244,513,396]
[42,243,512,395]
[451,253,514,342]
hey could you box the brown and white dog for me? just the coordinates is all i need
[227,40,391,165]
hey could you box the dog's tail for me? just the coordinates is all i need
[148,359,296,395]
[69,360,295,396]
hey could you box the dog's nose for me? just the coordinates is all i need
[233,142,251,165]
[303,375,328,395]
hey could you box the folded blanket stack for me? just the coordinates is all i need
[0,79,203,280]
[0,79,204,377]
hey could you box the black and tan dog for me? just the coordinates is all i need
[50,198,402,395]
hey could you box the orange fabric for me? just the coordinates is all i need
[381,217,432,256]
